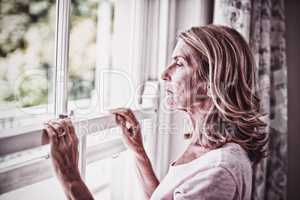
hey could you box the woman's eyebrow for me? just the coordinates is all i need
[173,55,190,64]
[172,55,186,61]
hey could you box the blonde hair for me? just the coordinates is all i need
[179,25,268,164]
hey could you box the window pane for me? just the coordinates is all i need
[68,0,99,117]
[0,0,56,196]
[0,0,56,131]
[68,0,142,117]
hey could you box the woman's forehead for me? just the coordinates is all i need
[172,40,197,60]
[172,40,187,58]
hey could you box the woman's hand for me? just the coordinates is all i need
[43,118,94,200]
[44,118,80,183]
[111,108,159,198]
[111,108,145,155]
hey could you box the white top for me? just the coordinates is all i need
[150,143,252,200]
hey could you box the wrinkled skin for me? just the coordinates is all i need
[44,119,93,200]
[111,108,144,154]
[110,108,160,198]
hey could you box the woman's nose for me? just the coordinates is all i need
[161,67,172,81]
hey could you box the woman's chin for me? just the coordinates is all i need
[166,98,176,109]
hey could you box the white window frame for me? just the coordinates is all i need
[0,0,178,196]
[0,0,158,194]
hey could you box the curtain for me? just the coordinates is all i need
[213,0,287,199]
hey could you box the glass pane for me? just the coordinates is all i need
[0,0,56,131]
[68,0,99,117]
[68,0,141,117]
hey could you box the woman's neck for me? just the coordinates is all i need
[186,101,211,131]
[173,103,213,166]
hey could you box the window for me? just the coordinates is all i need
[0,0,162,199]
[0,0,56,130]
[68,0,98,116]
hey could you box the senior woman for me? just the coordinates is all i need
[44,25,268,200]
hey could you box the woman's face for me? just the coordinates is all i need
[161,40,209,110]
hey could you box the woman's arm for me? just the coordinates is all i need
[44,119,94,200]
[64,178,94,200]
[112,108,159,199]
[134,149,159,198]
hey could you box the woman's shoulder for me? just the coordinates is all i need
[179,142,252,184]
[181,142,253,199]
[170,143,252,200]
[199,142,251,167]
[211,142,253,192]
[215,142,252,169]
[171,142,252,173]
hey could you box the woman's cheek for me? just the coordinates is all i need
[179,83,194,107]
[174,87,187,107]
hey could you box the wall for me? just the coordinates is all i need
[286,0,300,199]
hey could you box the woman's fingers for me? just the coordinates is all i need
[58,119,73,146]
[115,114,133,137]
[115,113,124,125]
[64,118,79,146]
[46,120,68,149]
[43,125,58,145]
[123,109,139,124]
[112,110,145,154]
[48,119,78,148]
[47,120,65,137]
[111,108,139,127]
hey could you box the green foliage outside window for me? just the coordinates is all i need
[0,0,99,107]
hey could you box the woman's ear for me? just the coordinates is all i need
[192,81,210,101]
[206,84,212,97]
